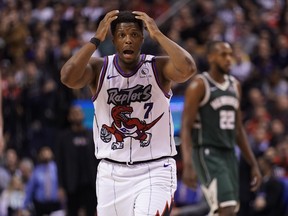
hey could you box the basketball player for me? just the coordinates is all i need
[60,10,196,216]
[180,41,262,216]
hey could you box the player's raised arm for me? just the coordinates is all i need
[133,11,196,83]
[60,10,119,91]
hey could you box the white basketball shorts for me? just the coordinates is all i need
[96,157,177,216]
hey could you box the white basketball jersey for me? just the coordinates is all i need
[92,54,177,162]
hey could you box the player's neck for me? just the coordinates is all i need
[116,54,142,74]
[209,70,225,84]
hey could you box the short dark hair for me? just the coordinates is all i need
[206,40,229,55]
[110,11,144,35]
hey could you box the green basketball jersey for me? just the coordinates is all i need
[192,72,240,149]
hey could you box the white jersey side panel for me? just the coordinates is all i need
[92,54,177,162]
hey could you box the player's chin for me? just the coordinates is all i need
[226,65,232,72]
[223,67,231,74]
[123,56,138,64]
[118,53,136,63]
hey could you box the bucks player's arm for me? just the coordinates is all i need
[235,81,262,191]
[60,10,119,95]
[133,11,196,91]
[180,77,205,189]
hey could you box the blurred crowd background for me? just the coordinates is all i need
[0,0,288,215]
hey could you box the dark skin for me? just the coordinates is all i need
[60,10,196,96]
[180,42,262,216]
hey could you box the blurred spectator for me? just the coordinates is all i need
[1,61,24,154]
[243,88,266,121]
[3,148,20,177]
[0,69,4,157]
[55,105,97,216]
[81,0,104,22]
[245,105,271,140]
[269,119,286,148]
[21,60,59,159]
[22,146,63,216]
[0,175,25,216]
[0,148,19,195]
[1,8,29,60]
[272,95,288,133]
[126,0,150,15]
[31,0,54,23]
[18,158,34,188]
[273,138,288,178]
[230,42,253,83]
[151,0,170,19]
[249,126,270,157]
[251,154,286,216]
[252,39,274,79]
[0,166,10,195]
[273,34,288,69]
[261,67,288,104]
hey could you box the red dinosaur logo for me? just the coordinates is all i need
[100,105,163,150]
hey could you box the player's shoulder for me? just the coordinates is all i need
[226,74,239,84]
[227,74,241,89]
[190,72,207,86]
[186,72,206,93]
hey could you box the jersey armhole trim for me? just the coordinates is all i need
[199,74,210,106]
[92,56,109,102]
[230,76,240,99]
[152,57,171,99]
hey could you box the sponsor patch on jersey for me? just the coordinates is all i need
[139,68,151,78]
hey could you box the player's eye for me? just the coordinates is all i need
[117,33,126,38]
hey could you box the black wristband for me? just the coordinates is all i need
[90,37,101,48]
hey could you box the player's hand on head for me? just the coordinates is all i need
[132,11,161,40]
[182,165,198,189]
[95,10,119,42]
[250,165,262,192]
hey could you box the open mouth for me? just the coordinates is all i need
[123,50,134,57]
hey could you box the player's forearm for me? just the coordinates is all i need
[237,127,258,168]
[60,43,96,88]
[154,32,196,80]
[180,129,194,167]
[181,143,193,168]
